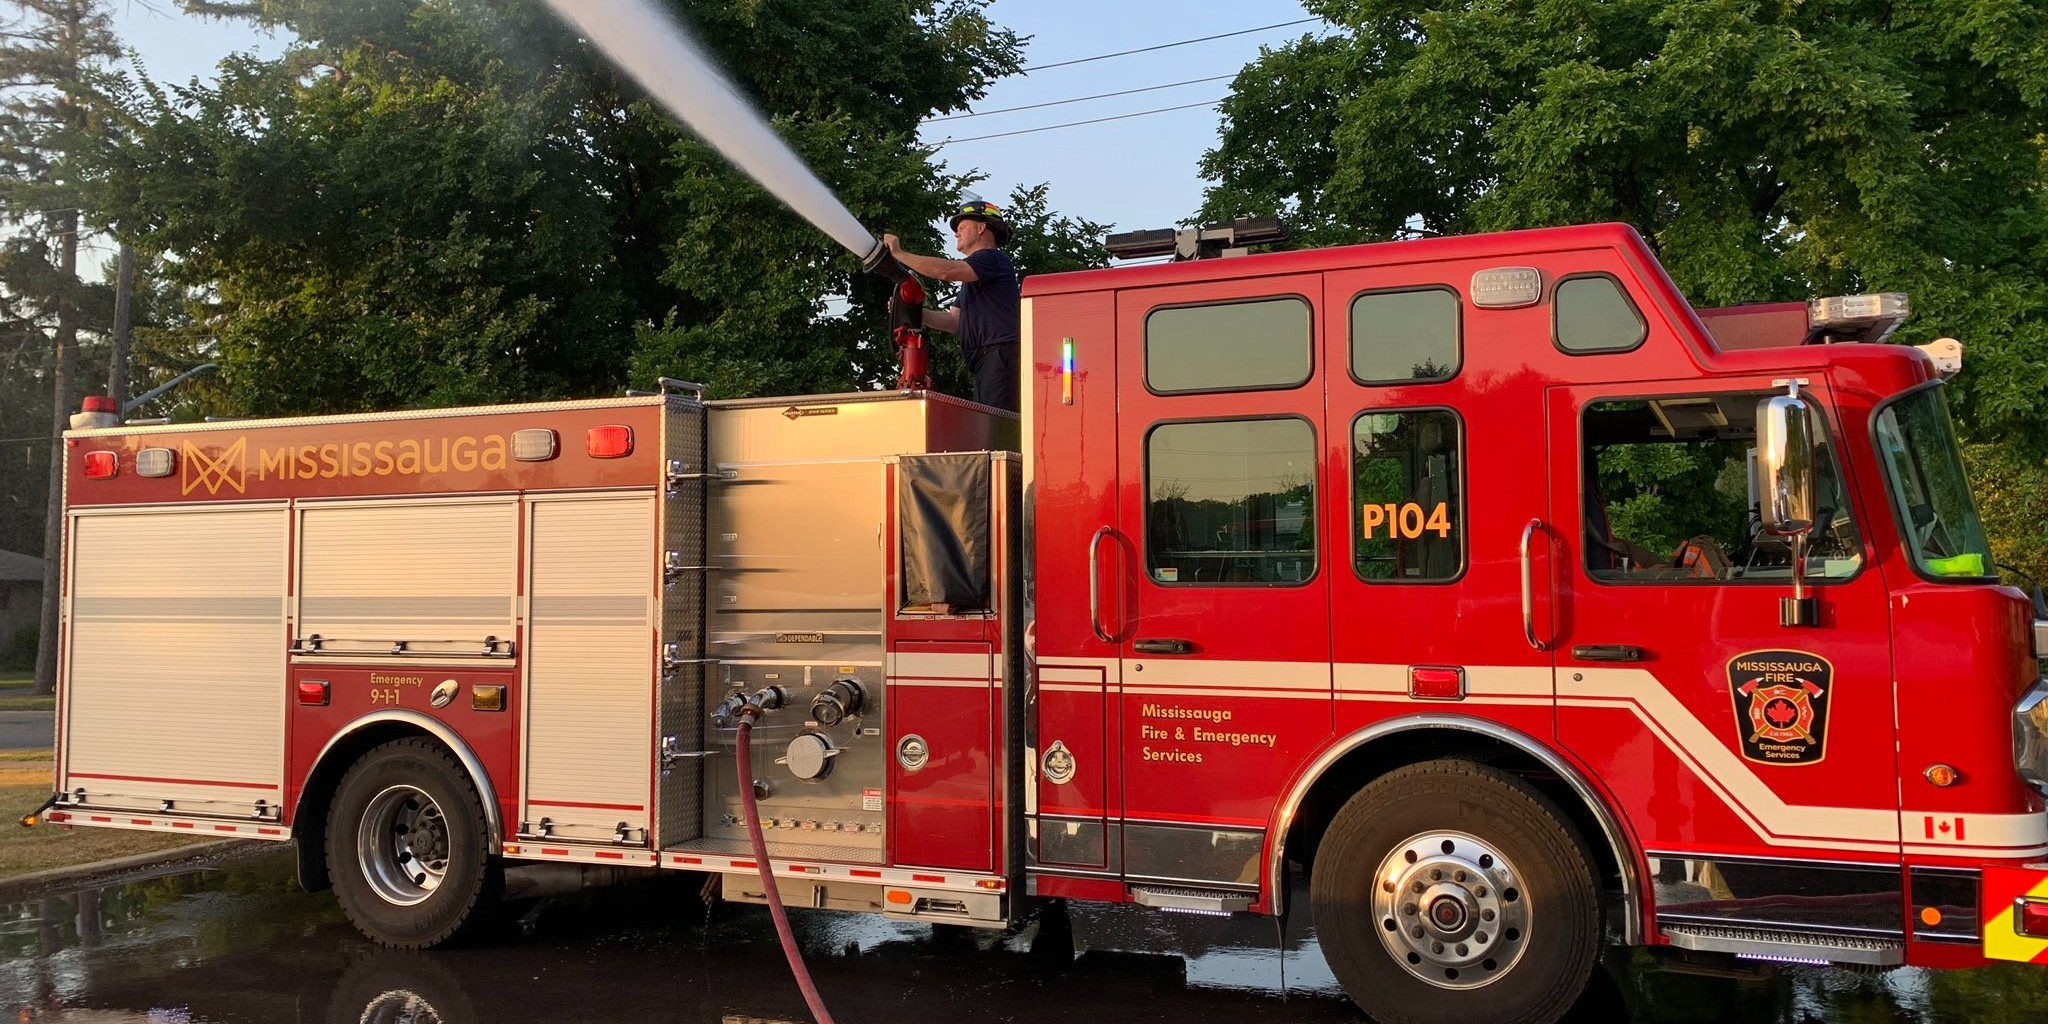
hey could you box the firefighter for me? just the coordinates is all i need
[881,199,1020,411]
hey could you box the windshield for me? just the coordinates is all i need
[1874,386,1992,579]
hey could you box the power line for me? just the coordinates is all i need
[926,74,1233,122]
[1022,18,1320,72]
[934,98,1224,146]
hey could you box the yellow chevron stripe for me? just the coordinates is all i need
[1983,875,2048,963]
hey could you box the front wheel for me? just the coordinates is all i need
[327,738,499,948]
[1310,759,1599,1024]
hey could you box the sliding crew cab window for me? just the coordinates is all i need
[1351,287,1460,384]
[1145,296,1311,394]
[1146,418,1316,585]
[1555,274,1648,354]
[1582,392,1863,583]
[1353,410,1463,581]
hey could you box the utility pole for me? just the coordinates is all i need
[107,244,134,408]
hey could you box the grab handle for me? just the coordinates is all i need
[1088,526,1115,643]
[1520,518,1550,652]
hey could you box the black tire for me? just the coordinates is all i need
[326,738,499,949]
[1310,759,1599,1024]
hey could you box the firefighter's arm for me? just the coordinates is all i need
[924,306,959,333]
[883,234,980,283]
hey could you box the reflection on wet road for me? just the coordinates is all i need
[1,852,2045,1023]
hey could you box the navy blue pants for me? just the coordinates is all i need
[966,345,1017,412]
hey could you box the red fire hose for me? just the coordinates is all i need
[736,715,838,1024]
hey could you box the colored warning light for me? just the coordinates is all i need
[2019,899,2048,939]
[82,451,119,479]
[1920,906,1942,927]
[1062,338,1074,405]
[586,425,633,459]
[1409,666,1465,701]
[1924,764,1960,787]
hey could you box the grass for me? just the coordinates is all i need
[0,673,53,712]
[0,766,210,878]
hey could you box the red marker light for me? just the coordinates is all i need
[586,425,633,458]
[1409,666,1466,701]
[82,451,119,479]
[296,680,330,706]
[2019,899,2048,939]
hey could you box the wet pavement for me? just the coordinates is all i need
[1,851,2045,1023]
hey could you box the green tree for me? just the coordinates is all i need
[1201,1,2048,577]
[1,0,122,694]
[86,0,1022,413]
[1200,1,2048,445]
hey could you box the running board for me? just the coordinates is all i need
[1130,885,1253,915]
[1662,923,1903,966]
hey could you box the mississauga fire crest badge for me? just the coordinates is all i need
[1727,650,1833,765]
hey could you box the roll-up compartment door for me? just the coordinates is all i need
[298,499,517,651]
[63,505,289,814]
[523,495,656,844]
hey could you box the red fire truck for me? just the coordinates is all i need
[42,222,2048,1024]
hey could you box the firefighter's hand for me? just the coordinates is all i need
[882,232,903,255]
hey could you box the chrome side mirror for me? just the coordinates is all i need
[1757,384,1820,627]
[1757,390,1817,537]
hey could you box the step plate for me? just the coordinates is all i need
[1664,923,1903,966]
[1130,885,1253,914]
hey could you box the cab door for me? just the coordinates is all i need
[1111,274,1332,890]
[1545,378,1902,933]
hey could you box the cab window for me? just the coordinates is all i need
[1353,409,1463,581]
[1583,392,1862,582]
[1351,287,1460,384]
[1555,275,1647,354]
[1145,418,1316,585]
[1145,297,1312,394]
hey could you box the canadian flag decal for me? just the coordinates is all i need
[1923,815,1967,841]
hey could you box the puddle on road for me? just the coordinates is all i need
[0,853,2043,1023]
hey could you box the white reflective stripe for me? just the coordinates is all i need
[1039,682,1105,693]
[1122,686,1325,701]
[1561,668,1898,848]
[1123,658,1327,691]
[1042,654,2043,856]
[889,651,992,681]
[890,679,988,690]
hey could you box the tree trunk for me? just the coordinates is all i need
[31,209,80,697]
[108,243,134,409]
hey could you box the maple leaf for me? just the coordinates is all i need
[1766,700,1798,728]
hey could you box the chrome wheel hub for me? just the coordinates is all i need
[1371,830,1529,989]
[357,784,452,907]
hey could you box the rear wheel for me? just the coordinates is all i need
[1310,759,1599,1024]
[327,738,498,948]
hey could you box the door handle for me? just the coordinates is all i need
[1520,518,1550,652]
[1088,526,1115,643]
[1132,638,1195,655]
[1571,644,1646,662]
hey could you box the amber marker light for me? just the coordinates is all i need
[586,425,633,458]
[471,684,507,712]
[885,889,913,905]
[1920,906,1943,927]
[1924,764,1960,787]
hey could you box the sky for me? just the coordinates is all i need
[106,0,1325,242]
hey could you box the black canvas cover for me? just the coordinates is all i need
[900,453,991,609]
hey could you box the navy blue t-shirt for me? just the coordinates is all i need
[958,247,1020,354]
